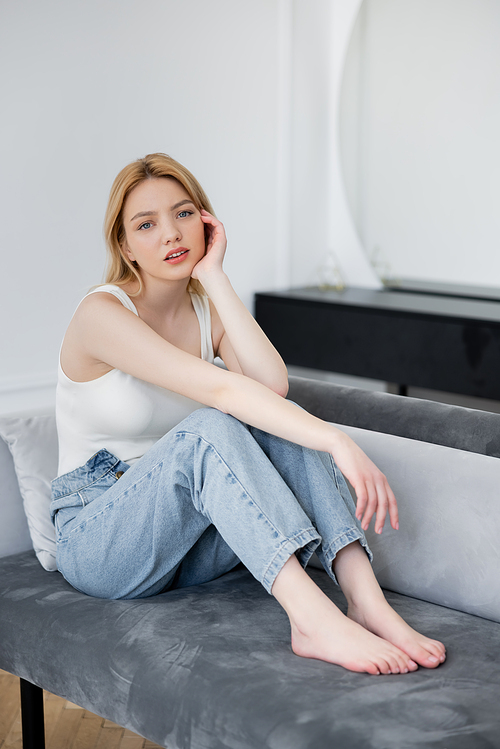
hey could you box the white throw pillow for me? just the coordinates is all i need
[0,414,58,571]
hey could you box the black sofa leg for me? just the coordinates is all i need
[20,678,45,749]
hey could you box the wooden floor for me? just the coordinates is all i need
[0,670,165,749]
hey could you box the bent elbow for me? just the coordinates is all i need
[278,382,289,398]
[272,377,289,399]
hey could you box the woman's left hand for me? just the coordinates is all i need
[330,431,399,535]
[191,210,227,281]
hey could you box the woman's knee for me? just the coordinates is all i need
[179,407,246,440]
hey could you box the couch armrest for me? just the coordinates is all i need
[288,375,500,457]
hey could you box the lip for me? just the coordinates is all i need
[164,247,189,264]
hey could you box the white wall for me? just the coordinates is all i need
[0,0,291,413]
[2,0,369,415]
[340,0,500,287]
[289,0,380,290]
[289,0,332,288]
[11,1,490,415]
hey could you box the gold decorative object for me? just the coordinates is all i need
[370,246,401,287]
[317,252,346,292]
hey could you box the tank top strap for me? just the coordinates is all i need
[190,292,214,362]
[84,286,213,361]
[86,285,139,316]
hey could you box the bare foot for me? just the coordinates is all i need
[273,553,421,675]
[289,592,418,675]
[347,595,446,669]
[332,540,446,670]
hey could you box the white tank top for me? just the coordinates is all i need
[56,285,214,476]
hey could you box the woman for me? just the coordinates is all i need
[51,153,446,676]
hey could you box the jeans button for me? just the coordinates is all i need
[115,471,124,479]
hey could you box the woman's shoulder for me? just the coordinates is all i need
[61,286,140,382]
[67,285,138,341]
[84,284,139,315]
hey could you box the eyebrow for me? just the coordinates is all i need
[130,211,157,222]
[130,200,195,223]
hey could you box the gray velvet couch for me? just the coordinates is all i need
[1,376,500,749]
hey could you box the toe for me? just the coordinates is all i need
[414,646,442,668]
[422,639,446,667]
[425,654,440,667]
[380,649,411,675]
[363,660,381,676]
[377,657,393,675]
[400,636,445,669]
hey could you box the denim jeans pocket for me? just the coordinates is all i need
[50,449,130,533]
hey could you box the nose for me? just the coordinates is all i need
[162,218,181,245]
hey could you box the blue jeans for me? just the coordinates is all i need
[50,408,371,599]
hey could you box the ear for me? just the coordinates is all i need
[122,242,136,263]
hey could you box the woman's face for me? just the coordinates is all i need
[122,177,206,285]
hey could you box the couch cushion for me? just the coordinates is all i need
[1,551,499,749]
[333,423,500,623]
[0,414,58,570]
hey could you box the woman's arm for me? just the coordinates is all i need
[215,370,398,536]
[193,211,289,396]
[71,293,397,535]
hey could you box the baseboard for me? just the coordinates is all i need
[0,373,57,416]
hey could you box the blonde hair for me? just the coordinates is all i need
[103,153,215,296]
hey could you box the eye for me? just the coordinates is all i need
[177,210,193,219]
[138,221,153,230]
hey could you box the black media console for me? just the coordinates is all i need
[254,283,500,400]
